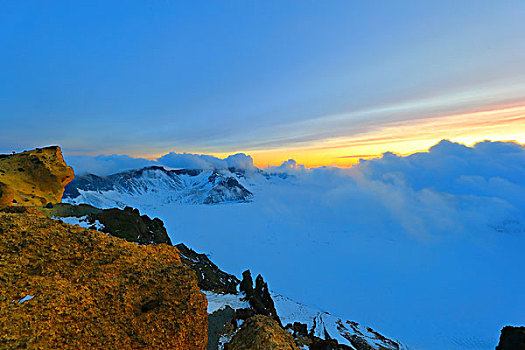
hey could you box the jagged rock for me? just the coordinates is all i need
[0,146,74,206]
[496,326,525,350]
[38,203,172,245]
[240,270,281,325]
[240,270,255,296]
[224,314,300,350]
[176,243,240,294]
[0,211,207,349]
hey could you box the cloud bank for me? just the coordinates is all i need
[260,139,525,239]
[66,152,256,176]
[65,154,157,176]
[162,140,525,349]
[157,152,255,171]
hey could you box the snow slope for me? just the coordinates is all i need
[63,166,252,208]
[65,140,525,350]
[205,291,406,350]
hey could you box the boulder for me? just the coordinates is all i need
[224,314,299,350]
[0,211,207,349]
[0,146,74,206]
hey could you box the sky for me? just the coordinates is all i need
[1,1,525,167]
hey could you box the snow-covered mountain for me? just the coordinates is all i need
[63,166,253,208]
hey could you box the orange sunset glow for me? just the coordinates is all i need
[175,103,525,168]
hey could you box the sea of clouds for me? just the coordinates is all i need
[65,139,525,245]
[66,139,525,241]
[65,140,525,349]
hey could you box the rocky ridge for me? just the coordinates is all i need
[176,242,240,294]
[37,203,172,245]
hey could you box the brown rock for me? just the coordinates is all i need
[0,211,207,349]
[224,314,299,350]
[0,146,74,206]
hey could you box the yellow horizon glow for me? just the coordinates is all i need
[136,103,525,168]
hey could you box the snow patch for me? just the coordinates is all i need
[55,216,105,231]
[15,295,34,304]
[205,291,250,314]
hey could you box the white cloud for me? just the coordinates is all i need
[65,154,156,176]
[258,139,525,240]
[157,152,255,171]
[66,151,256,176]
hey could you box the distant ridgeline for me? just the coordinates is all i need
[63,166,253,208]
[0,146,412,349]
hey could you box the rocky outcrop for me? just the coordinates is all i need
[240,270,281,325]
[224,314,299,350]
[176,243,240,294]
[39,203,172,245]
[0,146,74,206]
[0,211,207,349]
[496,326,525,350]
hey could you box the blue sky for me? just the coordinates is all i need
[1,1,524,165]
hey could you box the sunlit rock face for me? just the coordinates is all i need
[0,209,208,349]
[0,146,74,206]
[224,314,300,350]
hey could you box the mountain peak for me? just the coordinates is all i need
[63,166,252,208]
